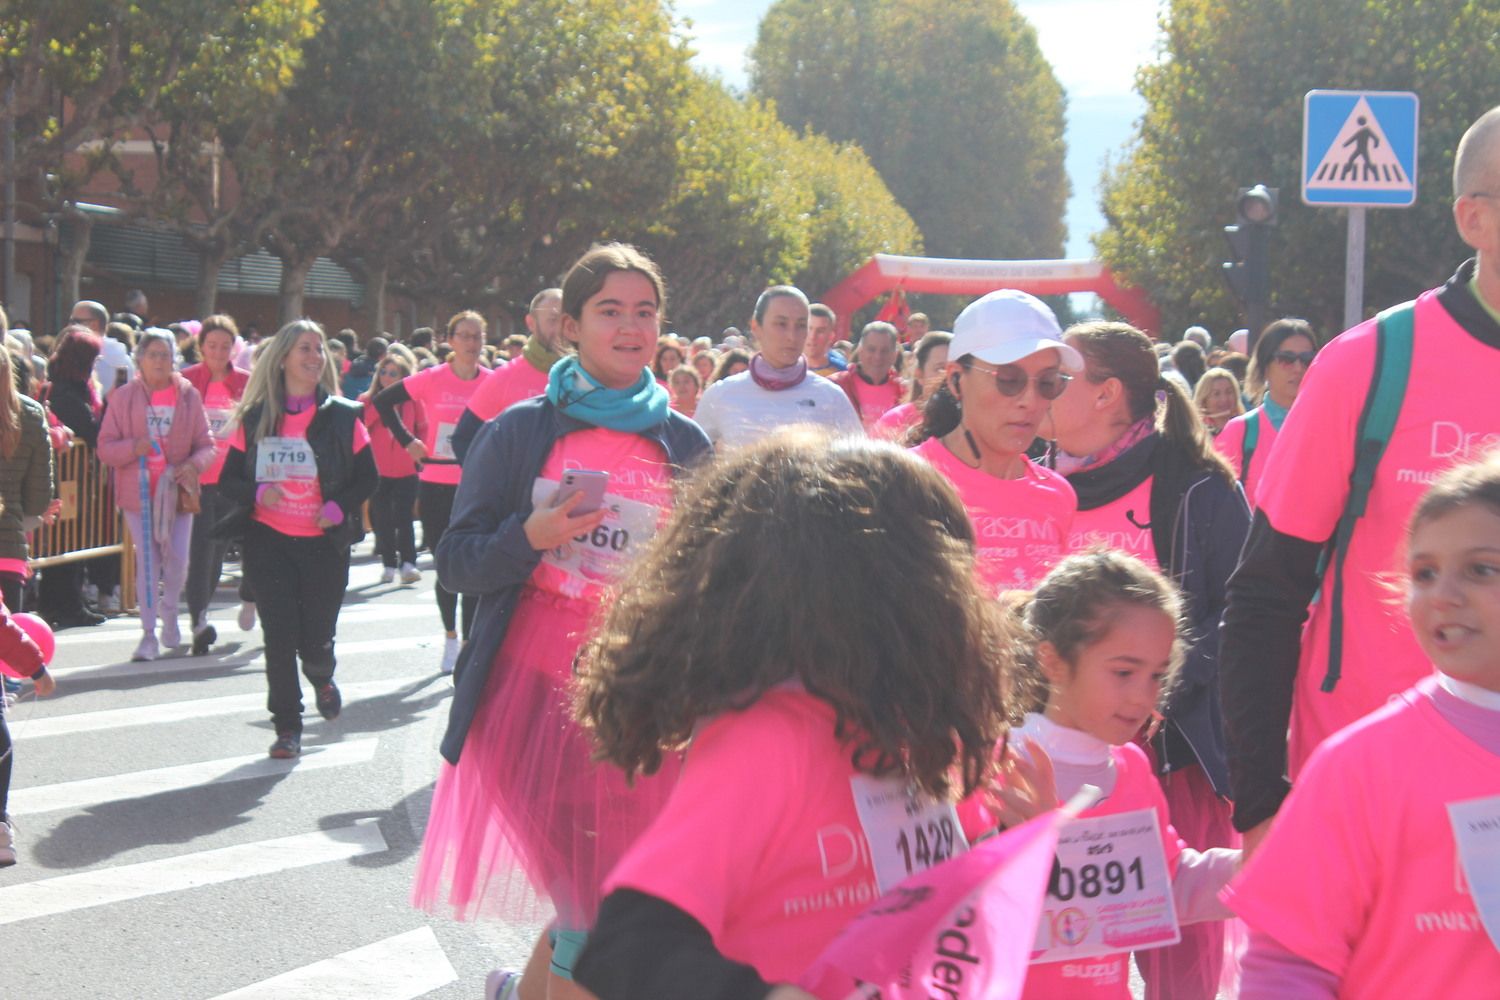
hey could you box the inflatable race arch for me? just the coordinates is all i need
[820,254,1160,338]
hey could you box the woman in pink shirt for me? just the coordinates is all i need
[1228,454,1500,998]
[217,321,376,760]
[910,290,1078,594]
[1213,318,1320,509]
[572,432,1010,1000]
[97,329,215,662]
[873,329,951,442]
[360,352,424,585]
[182,314,253,655]
[374,311,488,674]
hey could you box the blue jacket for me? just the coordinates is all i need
[436,396,712,764]
[1065,433,1251,797]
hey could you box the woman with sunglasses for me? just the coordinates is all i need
[1046,320,1250,1000]
[361,351,425,584]
[1214,319,1320,509]
[910,290,1078,593]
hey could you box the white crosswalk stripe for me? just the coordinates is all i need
[0,821,388,925]
[2,551,524,998]
[210,927,458,999]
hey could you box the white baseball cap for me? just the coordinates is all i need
[950,289,1082,371]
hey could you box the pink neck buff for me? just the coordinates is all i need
[749,353,808,391]
[1055,415,1154,476]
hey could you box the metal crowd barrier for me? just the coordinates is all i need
[27,441,137,610]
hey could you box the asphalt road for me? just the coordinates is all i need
[1,546,544,999]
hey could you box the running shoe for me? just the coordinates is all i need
[380,565,396,584]
[440,636,460,675]
[485,971,522,1000]
[400,562,422,584]
[0,815,16,867]
[268,732,301,759]
[237,601,257,631]
[191,623,217,657]
[159,616,181,649]
[131,633,159,662]
[315,681,342,720]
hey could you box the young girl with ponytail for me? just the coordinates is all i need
[1045,321,1251,1000]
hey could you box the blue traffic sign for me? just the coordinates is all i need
[1302,90,1419,207]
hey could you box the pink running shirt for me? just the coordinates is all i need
[603,689,889,984]
[1223,679,1500,998]
[1213,408,1276,510]
[199,379,238,487]
[1021,741,1186,1000]
[144,386,177,490]
[401,363,486,484]
[465,356,549,424]
[1066,478,1157,567]
[912,437,1076,592]
[232,408,370,537]
[849,375,904,431]
[1256,286,1500,773]
[872,400,921,441]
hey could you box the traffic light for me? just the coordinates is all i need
[1222,184,1278,351]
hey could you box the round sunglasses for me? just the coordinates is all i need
[967,361,1072,400]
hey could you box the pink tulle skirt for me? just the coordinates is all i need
[412,586,680,930]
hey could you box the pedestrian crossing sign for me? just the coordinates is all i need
[1303,90,1419,207]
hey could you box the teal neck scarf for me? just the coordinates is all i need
[1261,393,1290,431]
[546,356,669,433]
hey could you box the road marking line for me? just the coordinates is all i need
[10,738,379,814]
[210,926,458,1000]
[52,634,442,681]
[0,820,387,926]
[12,675,442,740]
[55,602,437,649]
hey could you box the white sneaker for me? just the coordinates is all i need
[0,816,16,867]
[440,636,460,675]
[400,562,421,584]
[380,566,396,584]
[159,616,181,648]
[131,632,159,662]
[238,601,257,631]
[485,970,521,1000]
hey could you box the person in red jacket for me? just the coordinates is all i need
[831,321,905,431]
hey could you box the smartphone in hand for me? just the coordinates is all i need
[555,470,610,515]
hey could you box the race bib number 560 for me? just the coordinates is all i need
[529,477,661,585]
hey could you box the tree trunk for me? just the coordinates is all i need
[59,207,93,308]
[195,249,223,317]
[364,259,388,340]
[278,252,315,325]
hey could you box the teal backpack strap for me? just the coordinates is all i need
[1322,301,1415,692]
[1239,408,1261,486]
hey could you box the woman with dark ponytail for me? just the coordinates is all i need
[908,291,1078,593]
[1046,320,1250,1000]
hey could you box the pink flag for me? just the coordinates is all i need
[800,802,1079,1000]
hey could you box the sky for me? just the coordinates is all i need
[675,0,1164,260]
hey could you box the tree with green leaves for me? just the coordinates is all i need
[1096,0,1500,338]
[750,0,1068,262]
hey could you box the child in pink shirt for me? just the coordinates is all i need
[996,551,1240,1000]
[1226,454,1500,998]
[571,431,1013,1000]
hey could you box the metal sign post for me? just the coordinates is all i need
[1344,206,1366,331]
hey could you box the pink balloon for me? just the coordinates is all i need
[14,612,55,663]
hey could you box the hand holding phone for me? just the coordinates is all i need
[525,470,610,551]
[554,470,610,515]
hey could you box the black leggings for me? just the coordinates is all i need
[242,521,350,735]
[0,569,19,819]
[418,480,474,638]
[371,475,418,568]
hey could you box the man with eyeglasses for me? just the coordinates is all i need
[1221,105,1500,859]
[73,300,133,400]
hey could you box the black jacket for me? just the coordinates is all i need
[436,395,710,764]
[216,389,377,548]
[42,378,100,447]
[1066,432,1251,797]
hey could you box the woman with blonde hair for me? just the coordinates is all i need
[217,320,377,758]
[1194,366,1245,436]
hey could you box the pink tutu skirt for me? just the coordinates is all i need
[412,586,680,930]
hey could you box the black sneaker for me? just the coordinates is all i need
[268,732,301,759]
[315,682,341,721]
[191,624,217,657]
